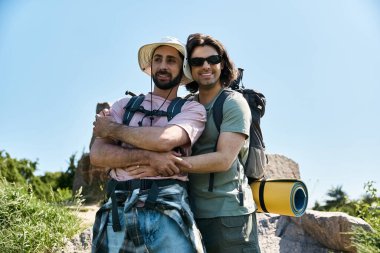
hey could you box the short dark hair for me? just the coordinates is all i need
[185,33,238,93]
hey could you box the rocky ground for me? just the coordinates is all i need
[55,205,97,253]
[61,208,371,253]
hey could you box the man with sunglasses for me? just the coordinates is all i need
[90,36,206,253]
[127,34,261,253]
[184,33,261,253]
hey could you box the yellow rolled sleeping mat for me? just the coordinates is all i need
[250,179,308,217]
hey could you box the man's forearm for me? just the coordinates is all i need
[181,152,233,173]
[180,132,246,174]
[90,138,151,168]
[107,122,188,152]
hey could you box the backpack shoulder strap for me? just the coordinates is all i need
[212,89,233,132]
[166,97,187,121]
[122,94,145,125]
[208,89,233,192]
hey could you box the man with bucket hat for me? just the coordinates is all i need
[90,36,206,253]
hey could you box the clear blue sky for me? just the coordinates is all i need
[1,0,379,206]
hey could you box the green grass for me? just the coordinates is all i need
[0,178,82,253]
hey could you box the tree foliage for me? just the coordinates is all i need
[0,150,36,184]
[0,149,78,201]
[313,185,356,215]
[58,153,77,189]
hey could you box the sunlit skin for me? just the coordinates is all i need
[151,46,183,99]
[190,45,222,91]
[189,45,224,105]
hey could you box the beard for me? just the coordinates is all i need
[152,70,183,90]
[197,79,219,91]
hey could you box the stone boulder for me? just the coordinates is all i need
[265,153,300,179]
[258,210,372,253]
[291,210,373,252]
[72,153,108,204]
[72,102,110,204]
[58,228,92,253]
[258,213,331,253]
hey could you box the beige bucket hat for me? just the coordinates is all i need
[138,36,193,85]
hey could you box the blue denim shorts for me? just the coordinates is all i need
[92,181,205,253]
[107,207,194,253]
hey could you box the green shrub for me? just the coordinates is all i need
[0,150,36,184]
[39,171,64,190]
[352,181,380,252]
[0,178,81,253]
[0,150,80,202]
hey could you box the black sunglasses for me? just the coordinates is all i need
[188,55,222,67]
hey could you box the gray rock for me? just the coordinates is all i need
[55,228,92,253]
[258,213,334,253]
[73,102,111,204]
[257,209,374,253]
[291,210,373,252]
[72,153,108,204]
[265,154,301,179]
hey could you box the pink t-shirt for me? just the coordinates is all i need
[108,93,206,181]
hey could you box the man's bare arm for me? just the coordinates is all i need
[93,114,190,152]
[125,132,246,177]
[90,137,149,168]
[90,137,192,175]
[180,132,246,173]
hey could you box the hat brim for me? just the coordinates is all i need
[138,42,193,85]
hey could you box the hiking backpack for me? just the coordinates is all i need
[209,68,267,190]
[122,91,187,126]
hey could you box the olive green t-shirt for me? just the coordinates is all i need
[189,89,256,218]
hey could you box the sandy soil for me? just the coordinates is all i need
[74,204,99,228]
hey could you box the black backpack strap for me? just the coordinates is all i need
[122,95,145,125]
[258,179,268,213]
[106,179,122,232]
[212,90,232,132]
[207,90,233,192]
[123,96,186,125]
[166,97,187,121]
